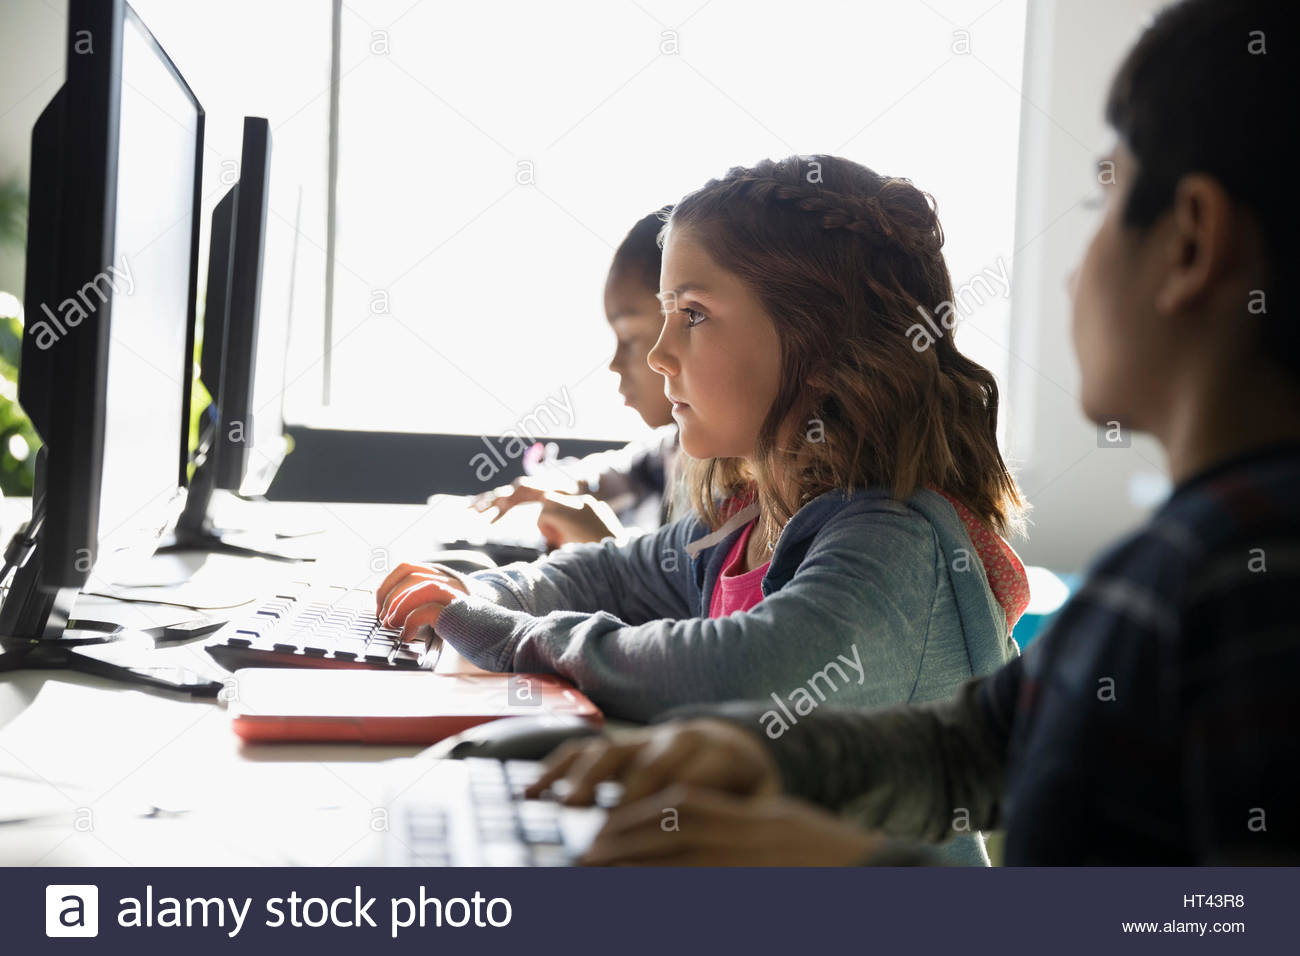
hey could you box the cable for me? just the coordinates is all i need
[80,590,259,612]
[0,504,45,590]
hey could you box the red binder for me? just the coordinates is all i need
[227,668,603,744]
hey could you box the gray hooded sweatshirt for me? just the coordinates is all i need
[436,487,1020,864]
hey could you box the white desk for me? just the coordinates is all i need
[0,496,514,866]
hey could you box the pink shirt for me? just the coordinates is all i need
[708,520,770,617]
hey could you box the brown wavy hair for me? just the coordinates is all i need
[666,154,1025,539]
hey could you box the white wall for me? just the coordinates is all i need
[0,0,65,296]
[1004,0,1170,571]
[3,0,1178,572]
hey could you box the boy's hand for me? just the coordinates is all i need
[581,786,884,866]
[526,719,781,806]
[374,562,471,641]
[536,492,624,546]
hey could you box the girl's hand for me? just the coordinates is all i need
[580,786,884,866]
[536,492,624,547]
[374,562,472,641]
[525,719,781,806]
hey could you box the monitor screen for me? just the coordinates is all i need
[94,6,200,573]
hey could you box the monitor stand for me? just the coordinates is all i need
[0,483,223,695]
[154,451,312,563]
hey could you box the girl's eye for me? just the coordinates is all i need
[683,308,707,328]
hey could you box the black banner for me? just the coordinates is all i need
[6,866,1293,954]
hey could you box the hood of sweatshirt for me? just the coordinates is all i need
[686,487,1028,669]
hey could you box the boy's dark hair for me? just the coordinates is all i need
[1106,0,1297,375]
[608,205,674,294]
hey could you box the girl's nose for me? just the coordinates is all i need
[646,321,677,377]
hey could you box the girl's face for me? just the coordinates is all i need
[649,228,784,460]
[604,274,674,429]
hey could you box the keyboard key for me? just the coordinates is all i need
[392,647,424,666]
[479,844,529,867]
[593,781,625,809]
[529,845,571,866]
[523,823,563,846]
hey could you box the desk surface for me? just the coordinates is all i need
[0,495,525,866]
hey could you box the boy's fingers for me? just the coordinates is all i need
[525,741,588,798]
[617,736,702,805]
[581,786,711,864]
[559,742,641,805]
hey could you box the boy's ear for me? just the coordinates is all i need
[1153,173,1238,317]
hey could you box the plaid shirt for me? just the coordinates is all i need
[995,442,1300,863]
[694,443,1300,863]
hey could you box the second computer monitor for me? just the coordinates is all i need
[210,116,271,491]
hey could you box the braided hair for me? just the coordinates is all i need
[666,155,1025,538]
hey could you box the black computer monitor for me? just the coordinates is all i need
[214,116,270,490]
[0,0,204,678]
[160,116,304,560]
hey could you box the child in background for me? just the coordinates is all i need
[476,207,687,547]
[529,0,1300,866]
[379,155,1031,864]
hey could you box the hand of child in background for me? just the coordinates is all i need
[535,492,625,547]
[374,562,471,642]
[580,788,885,866]
[526,719,781,806]
[472,476,577,518]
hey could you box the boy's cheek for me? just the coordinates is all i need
[1069,255,1115,418]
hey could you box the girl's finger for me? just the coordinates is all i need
[376,563,433,614]
[379,574,423,620]
[380,570,454,619]
[398,604,446,644]
[383,579,459,626]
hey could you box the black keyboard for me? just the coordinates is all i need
[205,582,440,672]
